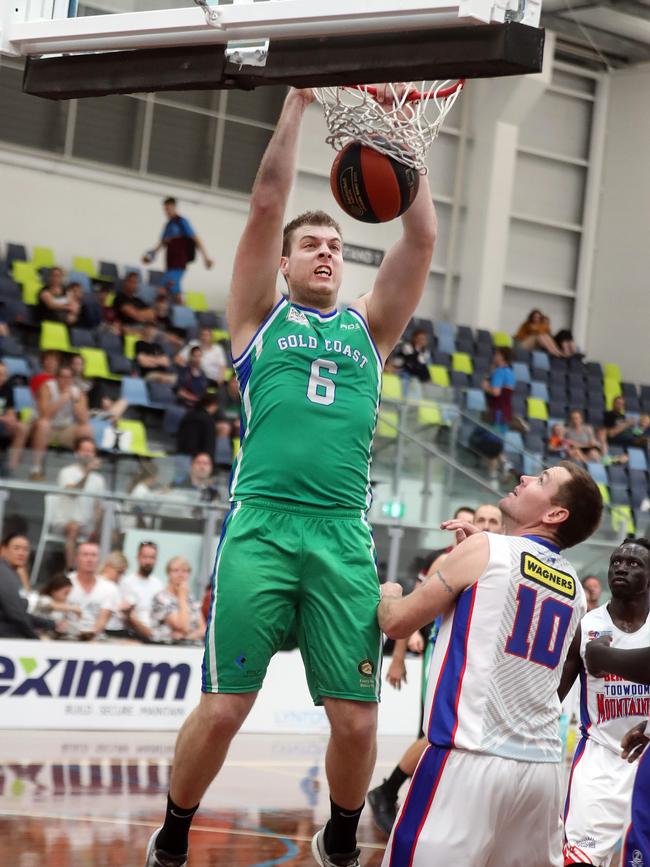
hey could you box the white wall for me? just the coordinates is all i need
[586,62,650,383]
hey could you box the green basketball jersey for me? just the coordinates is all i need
[231,297,382,510]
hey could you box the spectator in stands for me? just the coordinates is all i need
[177,392,218,459]
[554,327,579,357]
[602,395,646,448]
[0,533,45,638]
[67,541,119,640]
[70,353,93,396]
[176,346,207,407]
[472,503,504,533]
[422,506,475,575]
[547,423,585,463]
[31,573,81,637]
[142,196,214,299]
[30,364,94,480]
[121,541,164,641]
[215,376,241,464]
[127,462,164,499]
[135,323,177,384]
[566,409,600,454]
[581,574,602,612]
[37,267,80,325]
[483,347,515,433]
[98,551,131,639]
[0,361,29,474]
[54,437,105,569]
[113,272,155,327]
[29,349,60,398]
[398,328,431,382]
[176,327,227,385]
[151,556,206,644]
[172,452,219,502]
[514,309,568,357]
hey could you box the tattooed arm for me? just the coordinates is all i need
[378,533,490,639]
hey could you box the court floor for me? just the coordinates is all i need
[0,729,408,866]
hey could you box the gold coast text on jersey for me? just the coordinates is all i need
[276,334,370,369]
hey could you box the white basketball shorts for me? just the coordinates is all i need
[381,744,563,867]
[563,736,637,866]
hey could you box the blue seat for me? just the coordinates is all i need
[197,311,220,329]
[108,352,132,375]
[120,377,150,406]
[13,385,34,411]
[0,277,21,298]
[90,418,112,448]
[586,462,607,485]
[123,266,142,281]
[137,283,157,306]
[628,448,648,472]
[609,485,631,506]
[171,305,198,331]
[434,321,455,339]
[504,431,525,472]
[148,381,175,407]
[149,269,165,286]
[97,331,124,354]
[164,405,186,437]
[67,270,92,293]
[530,381,549,402]
[607,464,628,486]
[70,327,96,348]
[513,362,530,384]
[436,333,456,356]
[532,351,550,372]
[3,357,30,379]
[465,388,486,413]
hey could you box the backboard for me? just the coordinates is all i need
[0,0,546,100]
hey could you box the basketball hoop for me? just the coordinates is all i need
[314,80,464,173]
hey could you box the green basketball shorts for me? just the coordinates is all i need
[202,499,382,705]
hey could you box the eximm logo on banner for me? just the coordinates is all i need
[0,655,191,700]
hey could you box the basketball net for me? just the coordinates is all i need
[314,80,464,173]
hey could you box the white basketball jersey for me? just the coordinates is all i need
[424,533,586,762]
[579,604,650,754]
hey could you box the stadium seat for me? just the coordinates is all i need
[39,321,72,353]
[108,352,132,375]
[621,382,638,398]
[604,362,621,382]
[452,352,473,375]
[116,419,164,457]
[526,397,549,421]
[586,361,603,378]
[604,378,622,408]
[70,327,96,348]
[120,376,150,406]
[450,371,469,388]
[21,278,42,306]
[11,260,39,284]
[436,333,456,356]
[531,351,551,372]
[382,373,403,401]
[512,362,531,384]
[628,448,648,472]
[492,331,513,348]
[417,401,443,427]
[514,381,530,397]
[124,333,140,359]
[531,368,549,384]
[79,347,119,381]
[609,485,631,506]
[148,381,176,407]
[611,505,635,535]
[185,291,209,312]
[6,244,27,267]
[433,320,454,339]
[197,311,220,329]
[71,256,98,278]
[171,305,198,332]
[67,270,92,294]
[0,277,21,298]
[97,331,123,355]
[123,265,142,280]
[31,246,55,270]
[530,382,549,402]
[376,409,399,438]
[475,329,492,347]
[163,405,186,438]
[99,261,119,282]
[149,269,165,285]
[137,283,157,306]
[596,482,610,505]
[465,389,486,413]
[3,357,30,379]
[427,365,450,388]
[431,351,451,368]
[587,462,608,485]
[512,347,532,364]
[456,335,474,355]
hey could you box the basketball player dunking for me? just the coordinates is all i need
[378,463,603,867]
[144,87,437,867]
[559,538,650,867]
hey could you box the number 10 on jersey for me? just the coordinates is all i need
[307,358,338,406]
[505,584,573,669]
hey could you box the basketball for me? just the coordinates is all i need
[329,141,419,223]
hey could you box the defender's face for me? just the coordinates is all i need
[499,466,571,528]
[608,544,650,599]
[474,504,504,533]
[280,226,343,306]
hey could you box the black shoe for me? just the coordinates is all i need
[367,784,398,836]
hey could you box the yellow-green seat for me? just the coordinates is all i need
[12,260,39,284]
[212,329,230,343]
[376,409,399,438]
[72,256,98,278]
[117,420,164,457]
[604,362,621,382]
[527,397,549,421]
[104,291,115,307]
[185,291,209,312]
[382,372,403,402]
[22,278,43,306]
[451,352,473,375]
[428,365,450,388]
[611,505,635,536]
[597,483,610,505]
[31,246,56,270]
[40,321,72,353]
[492,331,513,348]
[19,407,34,424]
[124,333,140,360]
[79,347,119,380]
[604,377,622,409]
[232,437,240,457]
[417,401,443,427]
[223,368,235,382]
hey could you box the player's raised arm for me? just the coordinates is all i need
[361,171,437,360]
[228,89,313,357]
[378,532,489,638]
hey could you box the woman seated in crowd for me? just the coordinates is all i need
[150,556,205,644]
[514,309,576,358]
[30,573,82,638]
[37,267,81,326]
[565,409,600,453]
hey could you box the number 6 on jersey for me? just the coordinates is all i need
[307,358,338,406]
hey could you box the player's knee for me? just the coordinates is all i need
[198,693,252,738]
[329,704,377,747]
